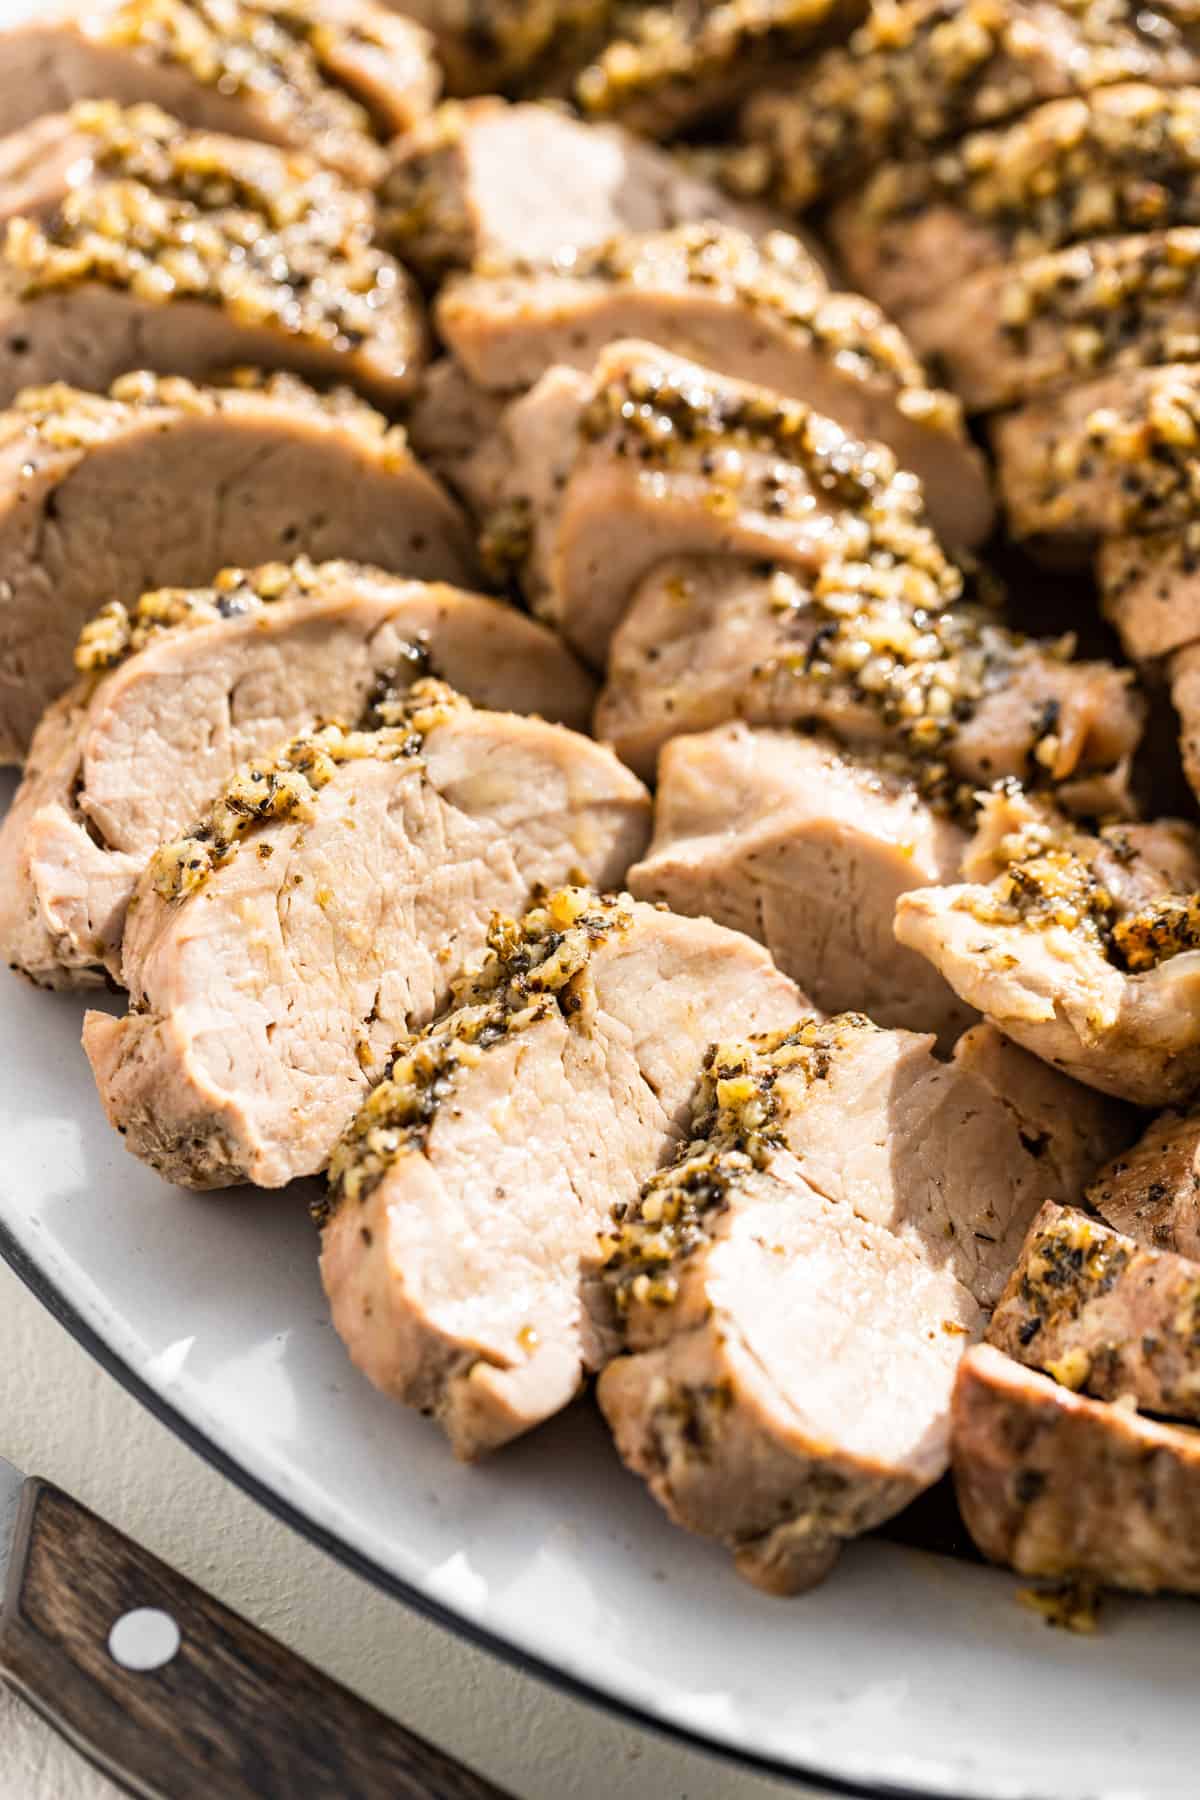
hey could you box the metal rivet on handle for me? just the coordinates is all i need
[108,1607,182,1672]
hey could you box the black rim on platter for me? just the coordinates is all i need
[0,1212,1019,1800]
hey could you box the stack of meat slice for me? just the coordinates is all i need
[955,1191,1200,1597]
[0,558,595,988]
[0,99,426,406]
[0,0,440,182]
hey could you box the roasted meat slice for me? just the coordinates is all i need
[1087,1107,1200,1257]
[597,1012,1120,1592]
[376,97,792,282]
[901,229,1200,414]
[0,0,438,183]
[994,368,1200,554]
[573,0,865,140]
[1169,641,1200,804]
[895,785,1200,1106]
[627,724,975,1045]
[988,1201,1200,1417]
[0,102,426,410]
[1099,528,1200,663]
[318,888,804,1458]
[405,360,510,517]
[595,555,1144,813]
[737,0,1200,213]
[386,0,609,97]
[489,340,959,669]
[437,225,992,549]
[0,561,594,988]
[830,85,1200,325]
[953,1343,1200,1596]
[0,370,475,763]
[82,690,651,1189]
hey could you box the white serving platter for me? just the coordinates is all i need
[1,769,1198,1800]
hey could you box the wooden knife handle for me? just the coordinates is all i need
[0,1479,513,1800]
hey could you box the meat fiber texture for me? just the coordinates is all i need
[1087,1107,1200,1260]
[0,371,477,763]
[319,890,805,1459]
[0,0,438,183]
[627,723,976,1047]
[595,1012,1128,1594]
[83,692,651,1190]
[435,223,992,550]
[0,561,596,988]
[896,786,1200,1106]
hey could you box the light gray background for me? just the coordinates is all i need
[0,1256,812,1799]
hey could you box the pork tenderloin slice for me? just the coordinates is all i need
[376,98,800,283]
[1099,528,1200,663]
[895,785,1200,1106]
[627,724,975,1046]
[988,1199,1200,1419]
[902,229,1200,414]
[830,84,1200,325]
[319,888,804,1456]
[82,692,651,1190]
[0,561,595,988]
[595,555,1143,815]
[994,368,1200,553]
[436,224,992,550]
[572,0,864,140]
[493,340,958,670]
[405,360,510,519]
[953,1342,1200,1595]
[1087,1107,1200,1257]
[0,0,438,183]
[1169,641,1200,806]
[0,370,475,763]
[385,0,608,97]
[0,102,426,410]
[737,0,1200,214]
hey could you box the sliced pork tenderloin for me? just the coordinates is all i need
[596,1010,1121,1592]
[83,689,651,1190]
[405,360,510,517]
[1099,527,1200,663]
[895,784,1200,1106]
[830,85,1200,326]
[1087,1107,1200,1256]
[988,1200,1200,1418]
[319,888,804,1457]
[384,0,609,97]
[0,102,426,410]
[436,224,992,549]
[736,0,1200,214]
[1168,642,1200,804]
[901,229,1200,414]
[595,555,1144,815]
[376,98,795,283]
[0,561,594,989]
[627,724,975,1045]
[995,367,1200,555]
[0,371,476,763]
[572,0,865,140]
[489,340,961,670]
[953,1343,1200,1596]
[0,0,438,184]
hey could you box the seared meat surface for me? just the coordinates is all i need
[954,1344,1200,1596]
[598,1011,1122,1590]
[386,0,611,97]
[1100,528,1200,662]
[896,785,1200,1105]
[437,224,992,549]
[0,371,474,763]
[596,555,1143,812]
[0,0,438,182]
[628,724,975,1044]
[988,1201,1200,1417]
[1088,1107,1200,1257]
[0,561,594,988]
[319,888,803,1457]
[737,0,1200,213]
[84,691,650,1188]
[0,102,426,409]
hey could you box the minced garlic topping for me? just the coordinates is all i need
[324,888,634,1213]
[148,679,464,899]
[1022,369,1200,535]
[3,103,409,362]
[603,1014,877,1313]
